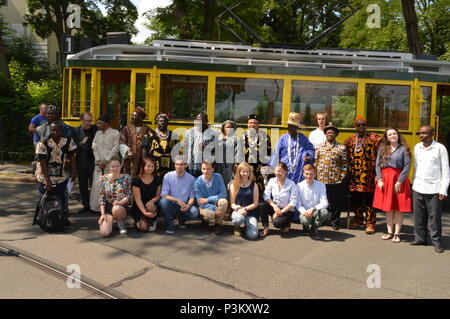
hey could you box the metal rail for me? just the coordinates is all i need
[0,242,130,299]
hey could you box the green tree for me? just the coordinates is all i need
[23,0,138,67]
[144,0,349,48]
[0,0,10,84]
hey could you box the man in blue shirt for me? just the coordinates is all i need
[29,103,48,146]
[194,161,228,235]
[270,112,314,183]
[159,156,199,234]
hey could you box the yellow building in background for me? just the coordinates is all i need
[0,0,59,67]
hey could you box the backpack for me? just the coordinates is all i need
[33,191,66,232]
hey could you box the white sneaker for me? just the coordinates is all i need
[148,220,157,232]
[118,221,127,234]
[165,229,175,234]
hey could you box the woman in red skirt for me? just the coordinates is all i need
[373,128,412,243]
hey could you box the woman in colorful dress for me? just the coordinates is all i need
[142,113,178,177]
[131,157,162,233]
[229,162,259,239]
[373,128,412,243]
[98,158,132,237]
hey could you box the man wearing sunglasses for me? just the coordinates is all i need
[344,116,382,234]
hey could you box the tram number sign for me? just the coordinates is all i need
[63,35,76,54]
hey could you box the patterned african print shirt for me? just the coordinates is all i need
[142,129,179,177]
[315,141,348,185]
[344,132,382,193]
[120,124,151,176]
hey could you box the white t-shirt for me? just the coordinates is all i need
[309,128,326,148]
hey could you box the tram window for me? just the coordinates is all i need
[365,84,410,130]
[160,74,207,121]
[215,77,283,125]
[135,74,148,110]
[70,69,81,118]
[291,81,356,128]
[420,87,432,127]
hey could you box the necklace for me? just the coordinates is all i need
[354,133,366,153]
[156,128,169,140]
[287,133,301,173]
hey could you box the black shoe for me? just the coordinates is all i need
[332,224,340,231]
[309,224,321,240]
[303,225,310,232]
[410,241,427,246]
[434,246,444,253]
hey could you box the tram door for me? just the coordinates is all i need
[100,70,131,130]
[437,84,450,147]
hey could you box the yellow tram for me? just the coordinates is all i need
[62,39,450,147]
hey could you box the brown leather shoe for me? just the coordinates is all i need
[213,224,222,235]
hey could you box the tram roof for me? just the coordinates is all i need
[66,40,450,83]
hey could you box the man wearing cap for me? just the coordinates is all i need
[269,112,314,184]
[242,114,272,196]
[344,116,382,234]
[90,114,120,212]
[315,125,348,230]
[120,107,152,176]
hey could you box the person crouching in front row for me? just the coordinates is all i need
[297,164,330,240]
[259,162,298,238]
[193,161,228,235]
[98,158,132,237]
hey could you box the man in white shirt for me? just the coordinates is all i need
[297,164,330,240]
[308,112,327,148]
[411,125,450,253]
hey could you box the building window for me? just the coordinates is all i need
[420,87,432,128]
[160,74,208,121]
[215,77,283,125]
[366,84,410,130]
[291,80,357,128]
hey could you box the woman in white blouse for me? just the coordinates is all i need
[259,162,298,237]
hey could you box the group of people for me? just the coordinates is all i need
[30,105,450,253]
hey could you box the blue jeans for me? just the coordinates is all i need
[231,211,258,240]
[158,198,199,231]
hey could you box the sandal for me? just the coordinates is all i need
[259,227,270,238]
[365,225,375,234]
[392,234,401,243]
[234,227,242,237]
[381,233,394,240]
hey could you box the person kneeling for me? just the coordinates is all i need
[260,162,298,237]
[297,164,330,240]
[194,161,228,235]
[230,163,260,239]
[131,157,161,233]
[98,158,132,237]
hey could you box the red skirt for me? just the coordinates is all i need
[372,167,412,212]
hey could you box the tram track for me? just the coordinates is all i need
[0,242,130,299]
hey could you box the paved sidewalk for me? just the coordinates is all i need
[1,181,449,299]
[0,163,36,183]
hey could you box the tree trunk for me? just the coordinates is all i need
[174,0,191,39]
[202,0,216,40]
[0,35,10,84]
[401,0,422,55]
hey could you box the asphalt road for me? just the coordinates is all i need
[0,181,449,299]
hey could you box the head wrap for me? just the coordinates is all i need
[155,113,170,122]
[46,105,59,113]
[98,114,111,123]
[354,115,366,125]
[134,107,147,120]
[248,114,260,121]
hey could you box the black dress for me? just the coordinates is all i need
[130,175,162,223]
